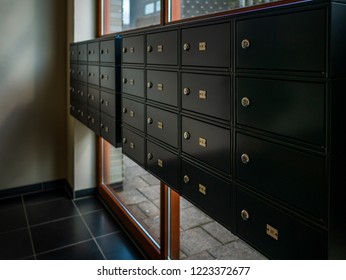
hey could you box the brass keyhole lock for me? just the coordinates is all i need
[122,47,127,53]
[241,39,250,49]
[147,153,153,160]
[183,131,190,140]
[183,43,190,51]
[147,45,153,52]
[122,107,127,114]
[183,175,190,184]
[147,82,153,88]
[241,210,250,221]
[122,138,127,144]
[241,153,250,164]
[147,117,153,124]
[241,97,251,107]
[183,88,190,96]
[123,78,127,84]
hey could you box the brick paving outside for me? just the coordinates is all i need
[111,156,266,260]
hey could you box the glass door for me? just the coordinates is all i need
[97,0,164,259]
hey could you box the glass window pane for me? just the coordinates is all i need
[103,0,161,35]
[179,197,266,259]
[102,140,161,247]
[169,0,282,22]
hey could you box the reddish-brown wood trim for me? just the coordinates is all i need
[171,0,181,22]
[96,137,103,186]
[103,0,111,35]
[160,183,168,259]
[162,0,168,25]
[97,0,102,37]
[98,184,162,259]
[169,188,180,259]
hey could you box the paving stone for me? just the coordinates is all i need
[208,240,267,260]
[115,188,147,205]
[137,185,161,201]
[179,251,187,260]
[126,204,148,222]
[184,250,216,260]
[152,199,160,208]
[137,200,160,218]
[180,207,213,230]
[125,166,148,179]
[140,173,160,186]
[202,222,238,244]
[143,216,160,244]
[123,176,149,189]
[123,155,137,168]
[180,197,192,209]
[180,227,221,256]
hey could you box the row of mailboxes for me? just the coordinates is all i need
[70,39,119,64]
[121,9,328,74]
[70,64,118,91]
[70,37,121,147]
[70,0,346,259]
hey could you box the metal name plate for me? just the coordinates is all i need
[129,47,135,53]
[158,159,163,168]
[157,83,163,91]
[199,137,207,148]
[199,42,207,51]
[266,224,279,240]
[130,142,135,149]
[157,45,163,52]
[199,184,207,195]
[129,79,135,85]
[158,121,164,130]
[199,90,207,100]
[130,110,135,117]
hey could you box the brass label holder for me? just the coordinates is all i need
[199,90,207,100]
[157,83,163,91]
[157,159,163,168]
[199,137,207,148]
[199,42,207,51]
[199,184,207,195]
[266,224,279,240]
[158,121,164,130]
[157,45,163,52]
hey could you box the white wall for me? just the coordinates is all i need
[67,0,98,192]
[0,0,67,190]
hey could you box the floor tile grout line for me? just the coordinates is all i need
[71,200,107,260]
[24,196,71,207]
[29,214,81,228]
[35,238,95,258]
[97,195,147,259]
[21,195,37,260]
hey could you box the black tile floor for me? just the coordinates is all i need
[0,188,145,260]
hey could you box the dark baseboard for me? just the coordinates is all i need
[74,187,98,199]
[0,179,105,200]
[0,179,68,199]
